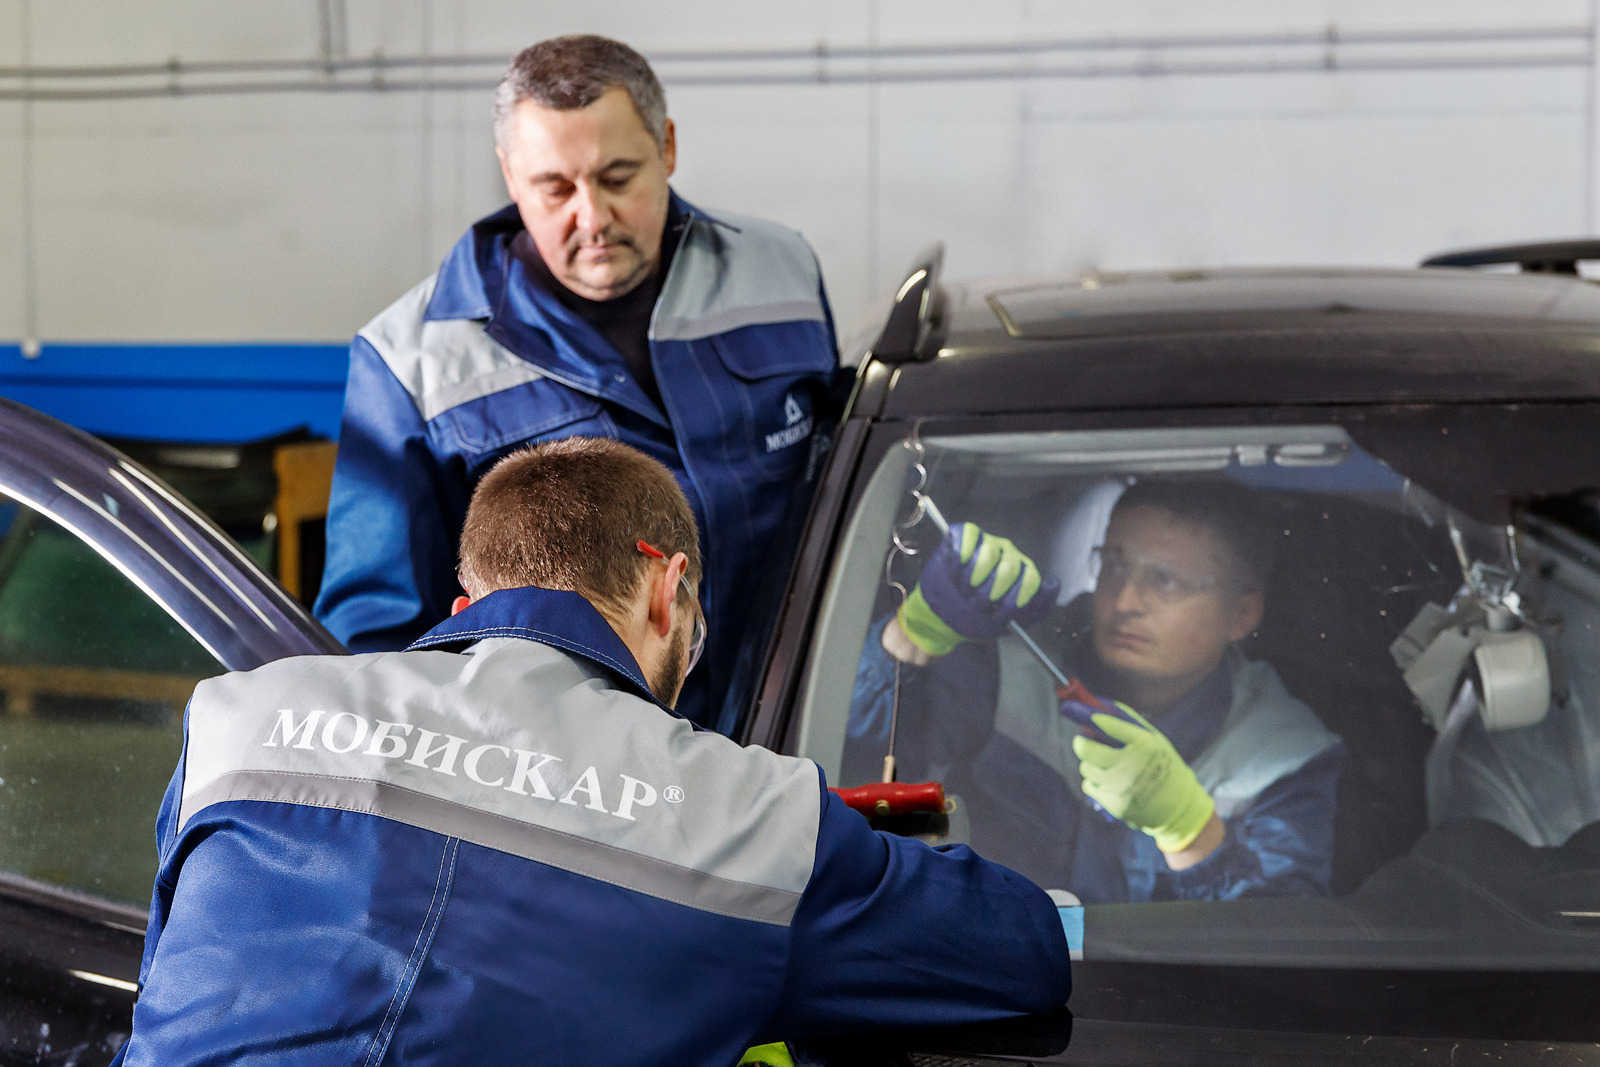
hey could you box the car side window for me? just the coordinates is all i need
[0,500,222,907]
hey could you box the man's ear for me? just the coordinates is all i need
[645,552,689,638]
[451,595,472,617]
[661,118,677,176]
[1227,588,1266,642]
[495,144,519,206]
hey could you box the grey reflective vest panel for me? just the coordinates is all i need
[358,278,544,422]
[651,208,828,342]
[180,638,822,925]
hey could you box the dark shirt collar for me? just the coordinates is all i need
[1135,655,1235,764]
[405,586,672,715]
[504,201,688,411]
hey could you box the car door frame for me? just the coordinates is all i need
[0,398,344,1065]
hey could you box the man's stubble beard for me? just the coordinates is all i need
[651,616,688,709]
[563,230,657,301]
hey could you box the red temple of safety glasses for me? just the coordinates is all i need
[636,540,705,673]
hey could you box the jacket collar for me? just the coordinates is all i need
[421,190,725,427]
[405,586,672,714]
[425,204,517,321]
[423,190,732,324]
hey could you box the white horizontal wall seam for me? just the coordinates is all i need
[0,24,1594,101]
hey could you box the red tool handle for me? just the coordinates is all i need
[830,781,946,817]
[1058,677,1112,713]
[1057,678,1134,748]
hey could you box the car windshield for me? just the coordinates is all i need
[794,412,1600,969]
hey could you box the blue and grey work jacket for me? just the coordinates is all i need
[116,587,1071,1067]
[313,193,841,732]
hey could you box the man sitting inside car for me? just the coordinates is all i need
[847,476,1346,903]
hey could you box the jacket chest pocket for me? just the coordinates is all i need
[706,322,836,478]
[432,379,611,463]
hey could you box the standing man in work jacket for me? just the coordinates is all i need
[115,438,1072,1067]
[314,35,841,732]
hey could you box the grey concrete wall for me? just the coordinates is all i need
[1,0,1594,345]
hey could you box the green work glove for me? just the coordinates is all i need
[738,1043,795,1067]
[896,522,1058,657]
[1072,705,1216,853]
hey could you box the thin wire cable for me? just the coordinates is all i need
[880,430,930,783]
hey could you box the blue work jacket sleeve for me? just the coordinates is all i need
[1129,743,1347,902]
[769,777,1071,1039]
[313,336,470,652]
[817,260,840,363]
[107,755,185,1067]
[132,717,190,997]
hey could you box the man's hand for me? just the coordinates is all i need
[738,1043,794,1067]
[894,523,1059,658]
[1071,706,1218,859]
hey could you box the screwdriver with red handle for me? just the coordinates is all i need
[1057,677,1135,749]
[849,493,1121,823]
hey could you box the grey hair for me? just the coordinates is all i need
[493,35,668,151]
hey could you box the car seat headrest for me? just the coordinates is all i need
[1046,480,1126,606]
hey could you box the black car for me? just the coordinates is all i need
[745,241,1600,1063]
[8,239,1600,1064]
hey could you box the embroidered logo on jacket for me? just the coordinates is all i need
[765,392,813,453]
[263,708,666,821]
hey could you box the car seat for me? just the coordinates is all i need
[1389,509,1600,849]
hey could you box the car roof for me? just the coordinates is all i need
[860,267,1600,419]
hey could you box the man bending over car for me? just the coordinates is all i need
[114,437,1070,1067]
[847,477,1346,903]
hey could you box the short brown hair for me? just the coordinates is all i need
[493,35,667,151]
[1115,477,1277,593]
[458,438,700,618]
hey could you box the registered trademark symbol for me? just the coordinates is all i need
[663,786,685,803]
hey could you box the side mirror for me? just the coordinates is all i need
[869,243,947,364]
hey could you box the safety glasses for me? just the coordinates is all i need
[636,540,706,673]
[1090,545,1221,605]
